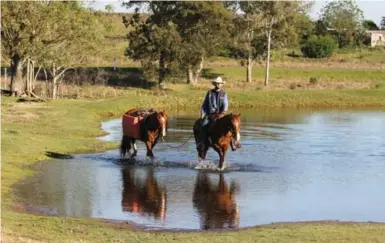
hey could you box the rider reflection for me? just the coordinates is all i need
[121,167,167,221]
[193,172,240,230]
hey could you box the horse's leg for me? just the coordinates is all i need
[145,141,154,159]
[196,144,209,161]
[202,144,209,160]
[193,119,204,161]
[212,145,225,171]
[197,147,204,161]
[219,149,226,171]
[152,135,159,148]
[221,146,230,170]
[131,139,138,159]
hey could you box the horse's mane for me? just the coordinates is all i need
[212,114,234,129]
[140,111,168,133]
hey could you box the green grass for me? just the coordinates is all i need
[203,67,385,83]
[2,89,385,242]
[166,85,385,108]
[270,47,385,64]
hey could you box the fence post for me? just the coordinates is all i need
[113,57,117,71]
[2,67,7,90]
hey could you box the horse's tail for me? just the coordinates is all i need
[120,135,131,157]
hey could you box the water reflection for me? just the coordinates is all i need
[121,167,166,221]
[193,173,240,230]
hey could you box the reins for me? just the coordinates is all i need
[161,133,194,149]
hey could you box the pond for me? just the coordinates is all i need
[15,108,385,230]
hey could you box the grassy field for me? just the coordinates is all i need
[200,66,385,89]
[2,92,385,242]
[24,81,385,106]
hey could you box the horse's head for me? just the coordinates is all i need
[156,110,168,138]
[229,113,241,151]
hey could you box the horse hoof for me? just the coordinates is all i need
[217,166,225,172]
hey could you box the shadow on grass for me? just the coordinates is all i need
[45,151,74,160]
[287,51,302,58]
[56,67,158,90]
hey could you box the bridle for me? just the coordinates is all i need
[229,117,241,150]
[157,113,167,138]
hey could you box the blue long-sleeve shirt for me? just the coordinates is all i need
[201,89,228,116]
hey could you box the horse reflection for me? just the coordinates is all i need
[193,172,240,230]
[121,167,166,221]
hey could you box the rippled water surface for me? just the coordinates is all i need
[15,109,385,230]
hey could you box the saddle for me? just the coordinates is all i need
[207,113,225,131]
[126,108,155,118]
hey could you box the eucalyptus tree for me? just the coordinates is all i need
[37,1,104,98]
[1,1,104,98]
[1,1,49,95]
[228,1,304,85]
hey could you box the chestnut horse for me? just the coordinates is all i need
[193,172,239,229]
[120,109,168,159]
[121,167,166,220]
[193,113,242,171]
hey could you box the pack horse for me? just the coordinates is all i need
[120,108,168,160]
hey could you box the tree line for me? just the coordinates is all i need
[1,1,384,98]
[1,1,105,98]
[123,0,384,87]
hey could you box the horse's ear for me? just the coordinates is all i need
[237,113,241,117]
[162,110,166,115]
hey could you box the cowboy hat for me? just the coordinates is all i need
[212,76,225,84]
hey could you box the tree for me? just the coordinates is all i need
[172,2,231,84]
[123,2,179,88]
[1,1,105,98]
[363,20,379,30]
[38,2,104,98]
[123,2,231,86]
[295,12,316,45]
[105,4,114,13]
[1,2,49,95]
[380,16,385,30]
[229,1,264,83]
[320,0,364,48]
[229,1,303,85]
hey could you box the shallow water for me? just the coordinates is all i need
[15,109,385,230]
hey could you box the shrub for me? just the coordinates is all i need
[375,82,384,89]
[301,35,337,58]
[289,83,297,89]
[309,77,319,85]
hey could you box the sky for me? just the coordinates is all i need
[88,0,385,26]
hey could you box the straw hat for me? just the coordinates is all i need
[212,76,224,84]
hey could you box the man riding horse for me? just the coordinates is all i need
[197,76,228,151]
